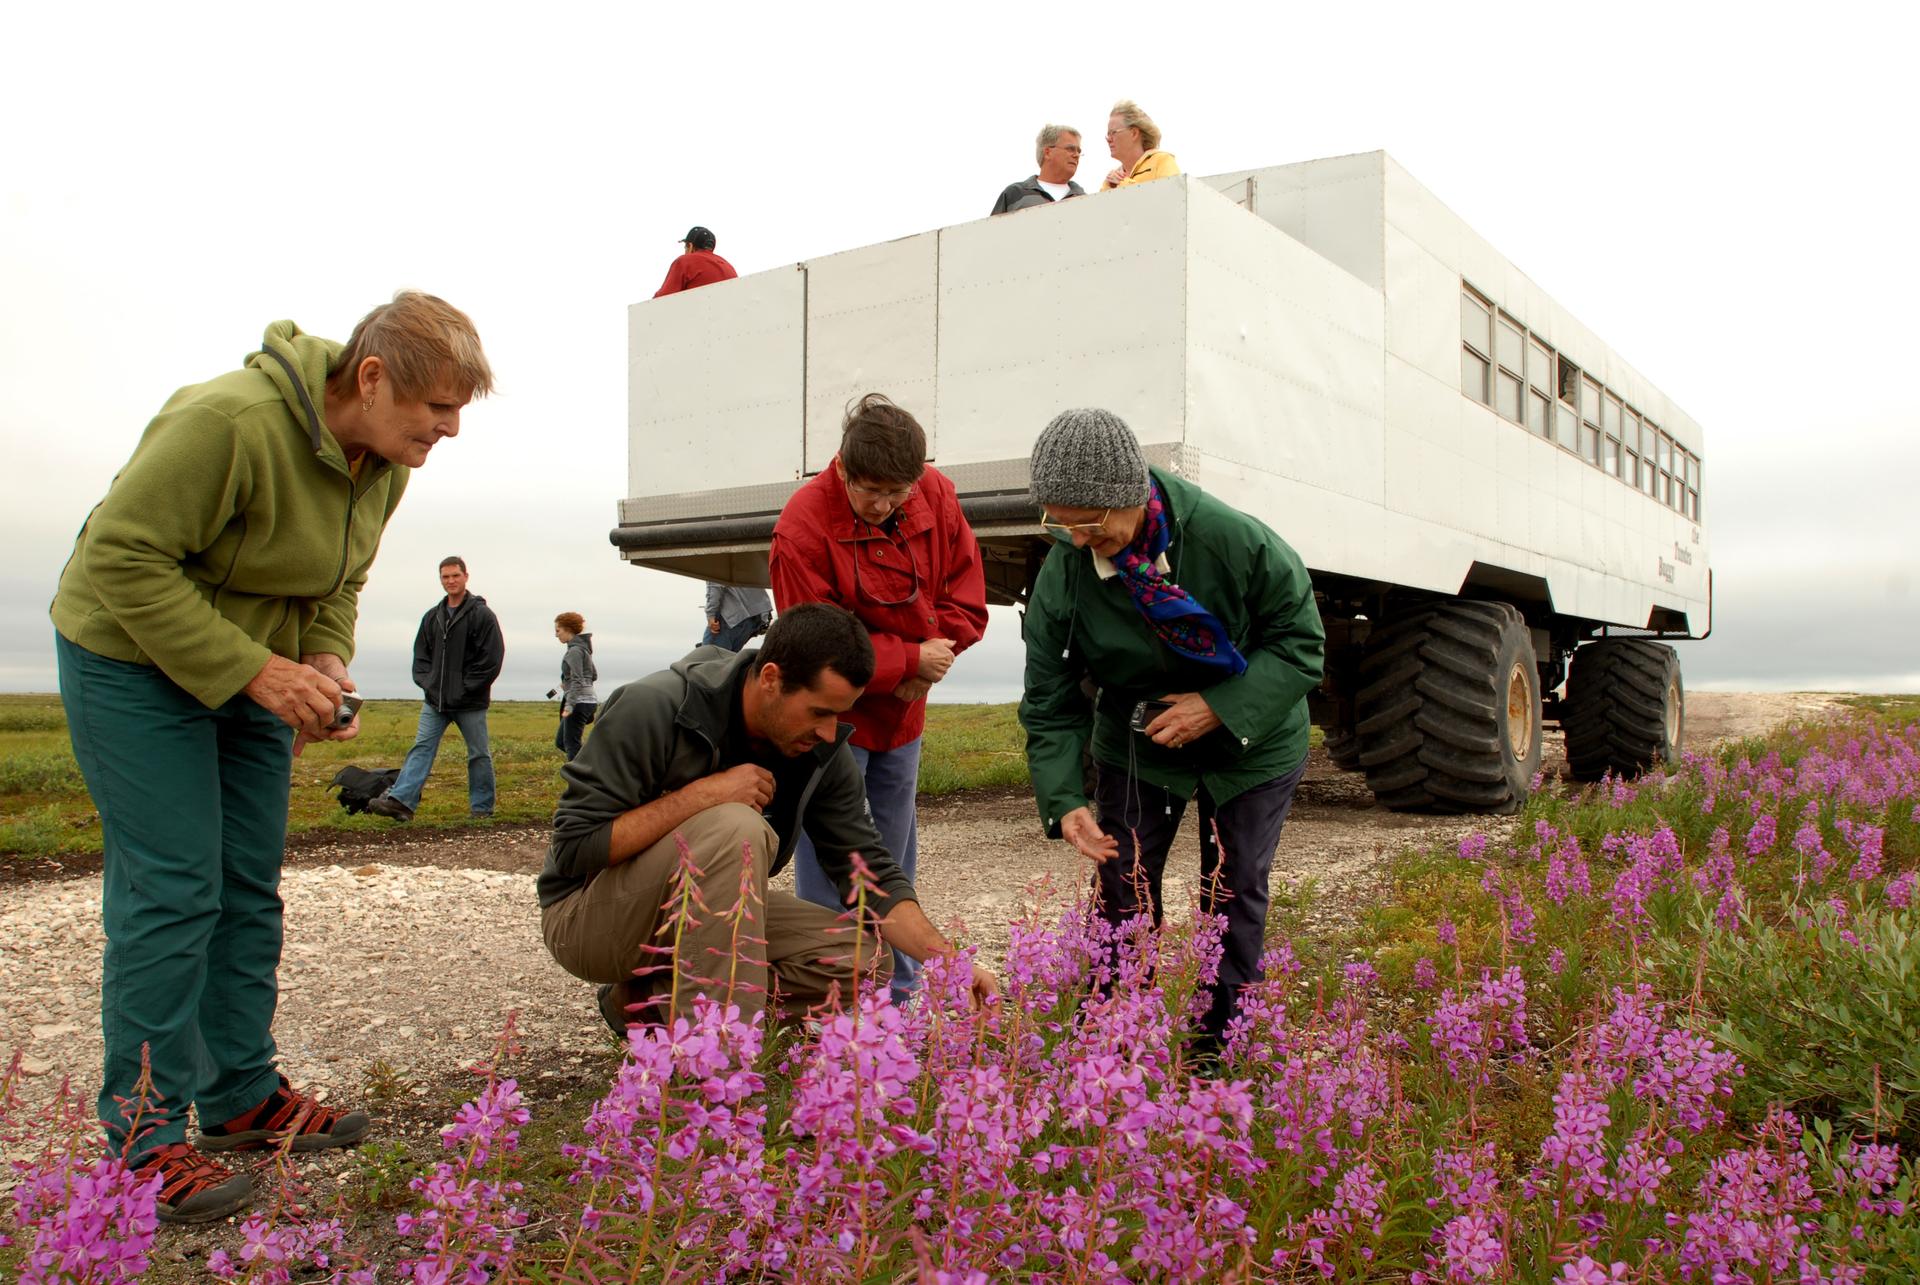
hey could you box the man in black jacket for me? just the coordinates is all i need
[990,123,1085,215]
[537,603,997,1032]
[369,557,505,822]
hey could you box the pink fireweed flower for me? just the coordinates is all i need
[1437,1210,1504,1280]
[1745,813,1779,858]
[11,1153,158,1285]
[1458,833,1489,862]
[1840,821,1884,883]
[1343,960,1379,992]
[1528,1071,1610,1203]
[1435,917,1458,947]
[1428,1142,1500,1213]
[1544,835,1592,906]
[1547,947,1567,976]
[1414,957,1439,990]
[1713,885,1744,931]
[1836,1139,1905,1216]
[1887,869,1917,908]
[1557,1256,1629,1284]
[1427,966,1529,1084]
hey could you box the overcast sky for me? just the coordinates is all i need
[3,2,1915,706]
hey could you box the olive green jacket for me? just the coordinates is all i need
[50,322,408,708]
[1019,468,1325,836]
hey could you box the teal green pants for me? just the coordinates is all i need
[56,633,291,1156]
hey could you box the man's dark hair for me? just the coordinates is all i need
[839,393,928,486]
[751,603,875,692]
[439,555,468,572]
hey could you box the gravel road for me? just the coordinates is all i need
[0,691,1847,1110]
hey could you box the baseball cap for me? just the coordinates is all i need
[681,226,717,251]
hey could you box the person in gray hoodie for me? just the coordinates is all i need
[552,611,599,762]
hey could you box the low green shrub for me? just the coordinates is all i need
[1656,896,1920,1143]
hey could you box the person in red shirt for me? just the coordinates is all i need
[769,394,989,1001]
[654,225,738,297]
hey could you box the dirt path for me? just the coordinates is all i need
[0,692,1847,1104]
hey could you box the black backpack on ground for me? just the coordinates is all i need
[329,765,400,815]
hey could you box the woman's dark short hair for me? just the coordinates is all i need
[839,393,927,486]
[752,603,875,691]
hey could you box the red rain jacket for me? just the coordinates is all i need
[769,461,989,751]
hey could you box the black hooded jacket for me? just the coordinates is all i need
[412,594,505,712]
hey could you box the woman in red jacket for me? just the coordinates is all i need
[769,394,989,1001]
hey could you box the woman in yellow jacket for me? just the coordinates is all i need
[1102,99,1180,189]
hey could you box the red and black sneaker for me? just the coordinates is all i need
[196,1075,371,1153]
[135,1142,253,1225]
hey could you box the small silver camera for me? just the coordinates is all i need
[329,693,363,731]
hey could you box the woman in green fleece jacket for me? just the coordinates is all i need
[49,291,492,1224]
[1018,409,1325,1047]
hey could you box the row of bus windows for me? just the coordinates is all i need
[1461,284,1700,522]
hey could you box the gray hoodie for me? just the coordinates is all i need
[559,633,598,708]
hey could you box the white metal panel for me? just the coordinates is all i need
[1384,226,1458,386]
[1183,184,1386,508]
[1202,151,1385,288]
[628,268,804,499]
[936,179,1189,466]
[804,231,939,472]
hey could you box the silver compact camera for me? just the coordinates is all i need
[329,693,363,731]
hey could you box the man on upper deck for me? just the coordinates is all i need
[654,225,737,297]
[991,124,1086,215]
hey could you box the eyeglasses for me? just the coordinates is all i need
[848,481,914,502]
[1040,508,1111,538]
[852,538,921,607]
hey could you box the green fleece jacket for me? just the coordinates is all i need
[1020,468,1325,836]
[50,322,408,708]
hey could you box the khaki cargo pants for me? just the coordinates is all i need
[541,802,891,1026]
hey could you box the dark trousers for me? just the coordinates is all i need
[555,702,597,761]
[1091,756,1308,1035]
[56,633,290,1154]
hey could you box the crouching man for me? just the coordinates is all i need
[537,602,997,1031]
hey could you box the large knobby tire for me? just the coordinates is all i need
[1354,601,1542,813]
[1322,728,1362,772]
[1561,640,1683,781]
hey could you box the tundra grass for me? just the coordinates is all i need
[0,694,1041,859]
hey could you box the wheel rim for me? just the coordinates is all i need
[1664,672,1682,748]
[1505,661,1536,762]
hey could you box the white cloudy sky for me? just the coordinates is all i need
[3,2,1915,705]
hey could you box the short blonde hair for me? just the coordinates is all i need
[555,611,585,633]
[327,290,494,404]
[1035,123,1081,167]
[1109,99,1162,152]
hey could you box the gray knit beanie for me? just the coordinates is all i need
[1028,408,1151,509]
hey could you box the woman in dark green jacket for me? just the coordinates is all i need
[1018,408,1324,1041]
[50,292,492,1223]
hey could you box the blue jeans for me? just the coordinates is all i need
[701,613,771,653]
[57,633,290,1154]
[388,704,495,815]
[793,737,921,1002]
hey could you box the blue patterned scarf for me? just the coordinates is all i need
[1110,480,1248,675]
